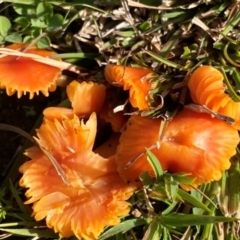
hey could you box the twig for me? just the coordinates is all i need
[192,17,218,41]
[121,0,140,37]
[127,0,172,10]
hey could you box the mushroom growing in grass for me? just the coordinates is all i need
[19,111,135,240]
[66,80,106,117]
[116,108,239,189]
[0,43,62,99]
[104,65,153,110]
[188,65,240,129]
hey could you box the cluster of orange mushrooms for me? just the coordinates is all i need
[1,44,240,240]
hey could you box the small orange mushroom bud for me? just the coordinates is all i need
[0,43,62,99]
[104,65,153,110]
[188,65,240,129]
[66,80,106,117]
[43,107,74,121]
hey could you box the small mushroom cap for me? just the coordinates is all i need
[0,43,62,99]
[43,107,74,121]
[19,112,134,240]
[116,108,239,188]
[104,65,153,110]
[188,65,240,129]
[66,80,106,117]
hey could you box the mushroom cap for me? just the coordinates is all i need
[43,107,74,121]
[188,65,240,129]
[116,108,239,188]
[66,80,106,117]
[104,65,153,110]
[0,43,61,99]
[19,112,134,240]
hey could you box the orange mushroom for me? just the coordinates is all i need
[19,112,135,240]
[66,80,106,117]
[104,65,153,110]
[0,43,62,99]
[116,108,239,189]
[188,65,240,129]
[43,107,74,121]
